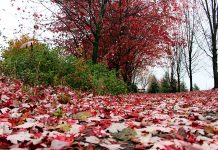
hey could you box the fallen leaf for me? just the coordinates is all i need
[56,122,71,132]
[50,140,71,149]
[73,111,92,121]
[100,143,124,150]
[15,122,38,129]
[7,131,32,144]
[0,122,12,135]
[106,122,127,133]
[53,107,63,117]
[85,136,100,144]
[111,128,137,141]
[204,125,218,134]
[1,95,9,102]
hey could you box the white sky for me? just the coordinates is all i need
[0,0,214,90]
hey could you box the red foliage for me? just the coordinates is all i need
[49,0,182,82]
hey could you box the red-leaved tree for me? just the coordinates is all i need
[101,0,181,85]
[49,0,110,63]
[49,0,181,86]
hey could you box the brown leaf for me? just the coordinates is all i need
[204,125,218,134]
[176,127,187,140]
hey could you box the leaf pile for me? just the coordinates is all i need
[0,76,217,149]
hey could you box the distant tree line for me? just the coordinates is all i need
[147,72,200,93]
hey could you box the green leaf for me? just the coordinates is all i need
[53,107,63,117]
[111,128,137,141]
[73,111,92,121]
[56,122,71,132]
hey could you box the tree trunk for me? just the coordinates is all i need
[170,65,177,93]
[123,71,131,89]
[123,63,132,85]
[211,1,218,88]
[115,64,120,77]
[212,46,218,88]
[92,33,100,64]
[189,51,193,91]
[189,71,193,91]
[177,70,180,92]
[92,41,98,64]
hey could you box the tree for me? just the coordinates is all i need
[165,54,182,93]
[199,0,218,88]
[160,71,187,93]
[180,81,188,92]
[133,68,153,92]
[49,0,109,64]
[147,75,160,93]
[165,0,201,92]
[182,0,201,91]
[160,3,185,93]
[160,72,171,93]
[169,36,185,92]
[193,83,200,90]
[103,0,178,87]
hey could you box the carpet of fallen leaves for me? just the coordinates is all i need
[0,76,218,150]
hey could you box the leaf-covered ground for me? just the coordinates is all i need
[0,76,217,150]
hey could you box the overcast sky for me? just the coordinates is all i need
[0,0,214,90]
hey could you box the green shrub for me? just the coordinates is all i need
[180,81,188,92]
[1,44,127,95]
[104,72,128,95]
[160,72,171,93]
[1,44,61,86]
[87,62,127,95]
[65,57,93,91]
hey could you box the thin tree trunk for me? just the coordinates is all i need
[92,28,100,64]
[212,44,218,88]
[177,67,181,92]
[92,0,108,64]
[115,64,120,77]
[92,40,99,64]
[189,71,193,91]
[211,0,218,89]
[187,27,194,91]
[189,51,193,91]
[170,65,176,93]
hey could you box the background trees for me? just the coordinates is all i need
[5,0,213,92]
[50,0,109,64]
[147,75,160,93]
[162,0,202,92]
[160,72,171,93]
[181,0,201,91]
[147,73,188,93]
